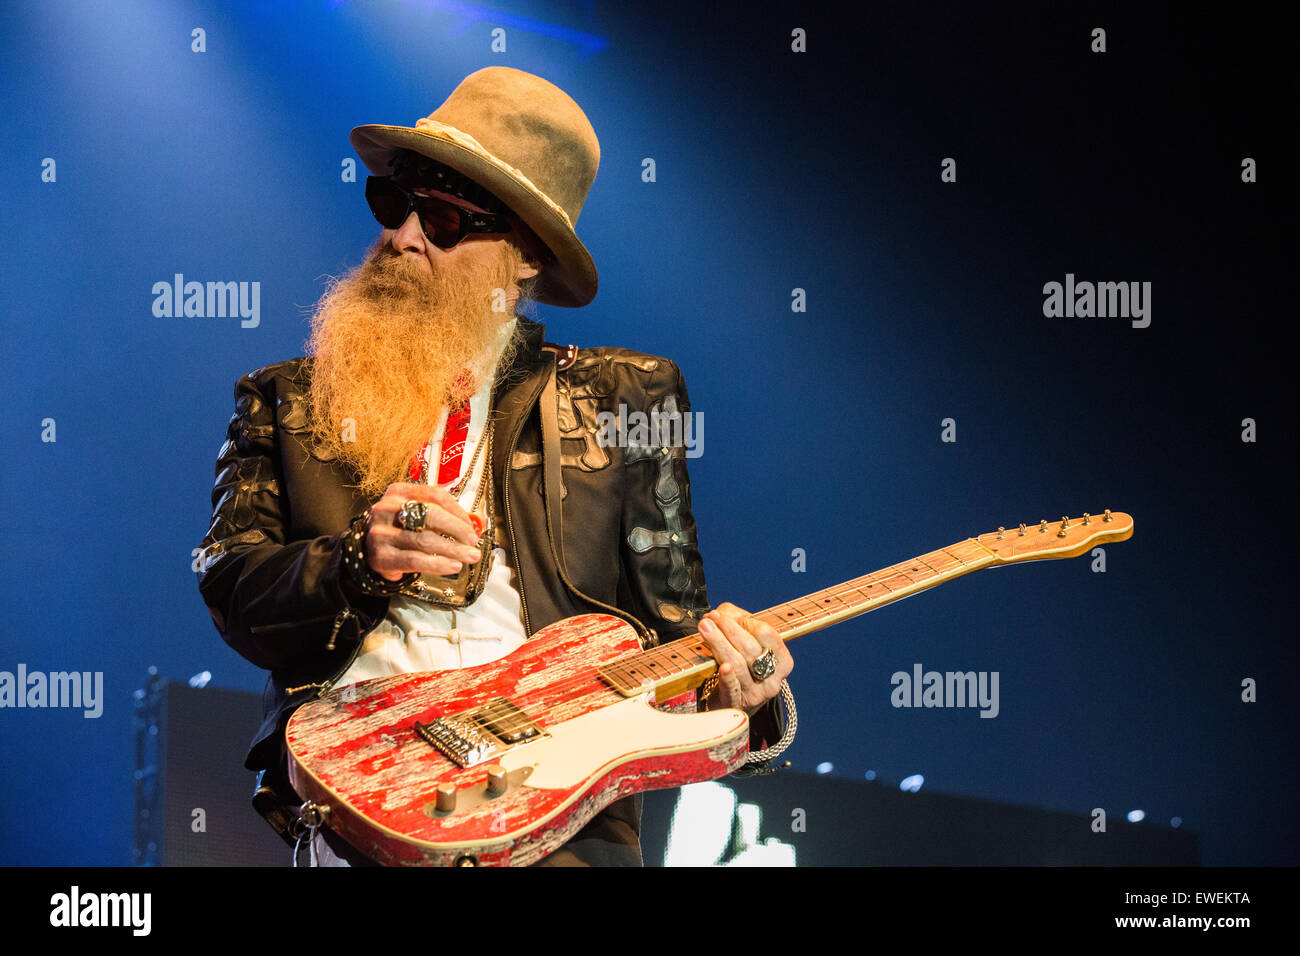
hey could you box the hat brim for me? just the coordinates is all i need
[351,124,596,308]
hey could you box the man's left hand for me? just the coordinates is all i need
[697,602,793,715]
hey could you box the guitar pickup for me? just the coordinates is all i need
[415,698,547,768]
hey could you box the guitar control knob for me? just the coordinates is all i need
[435,783,457,812]
[486,764,509,795]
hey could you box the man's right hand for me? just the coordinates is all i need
[363,482,482,581]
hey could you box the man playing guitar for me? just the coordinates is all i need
[196,66,794,866]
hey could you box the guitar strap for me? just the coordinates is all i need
[539,351,567,577]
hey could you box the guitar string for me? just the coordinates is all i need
[351,534,1100,764]
[381,540,996,731]
[401,544,995,729]
[473,544,989,708]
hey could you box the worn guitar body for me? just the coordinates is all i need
[286,613,750,867]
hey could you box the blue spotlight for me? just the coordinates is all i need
[899,774,924,792]
[815,761,833,774]
[1127,809,1145,823]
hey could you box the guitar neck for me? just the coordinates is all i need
[753,537,995,642]
[599,511,1133,702]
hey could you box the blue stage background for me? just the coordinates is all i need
[0,0,1292,866]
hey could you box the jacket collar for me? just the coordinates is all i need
[511,313,548,367]
[492,312,552,418]
[491,312,552,403]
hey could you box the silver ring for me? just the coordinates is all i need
[398,501,427,532]
[749,648,777,681]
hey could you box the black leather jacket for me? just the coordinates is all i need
[196,314,779,863]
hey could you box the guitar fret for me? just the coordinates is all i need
[901,558,938,580]
[613,639,718,686]
[623,661,652,686]
[941,547,967,565]
[814,590,857,613]
[606,661,639,689]
[658,645,691,673]
[836,590,863,606]
[924,550,963,573]
[877,570,914,590]
[846,582,882,601]
[676,646,708,670]
[602,662,627,683]
[782,584,857,631]
[690,640,713,661]
[947,541,987,564]
[789,598,824,621]
[779,604,821,634]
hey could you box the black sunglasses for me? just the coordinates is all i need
[364,176,512,249]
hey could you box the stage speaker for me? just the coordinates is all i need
[133,674,288,866]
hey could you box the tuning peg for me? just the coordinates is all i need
[1103,509,1113,523]
[1058,516,1070,537]
[997,527,1005,539]
[1082,513,1091,525]
[1039,520,1048,534]
[1018,524,1027,536]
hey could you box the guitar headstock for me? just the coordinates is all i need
[976,510,1133,563]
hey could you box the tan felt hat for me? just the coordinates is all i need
[351,66,600,308]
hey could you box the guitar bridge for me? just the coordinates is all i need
[414,698,548,768]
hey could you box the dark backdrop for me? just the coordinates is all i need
[0,0,1292,866]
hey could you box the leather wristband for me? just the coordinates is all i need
[341,511,418,596]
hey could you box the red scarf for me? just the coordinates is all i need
[408,371,474,485]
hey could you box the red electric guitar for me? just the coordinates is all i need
[286,510,1134,865]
